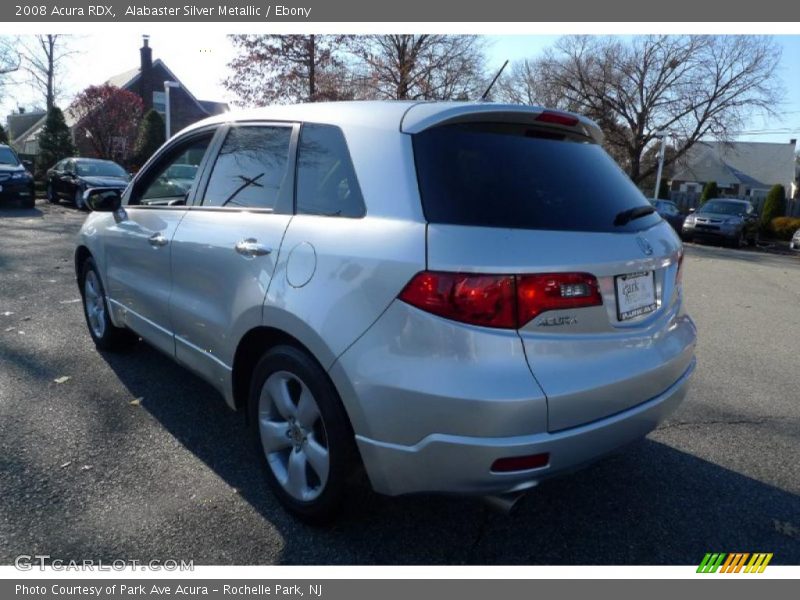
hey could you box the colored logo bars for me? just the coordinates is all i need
[697,553,773,573]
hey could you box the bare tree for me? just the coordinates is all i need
[499,35,783,183]
[0,36,21,102]
[347,35,486,101]
[19,34,76,112]
[224,35,348,106]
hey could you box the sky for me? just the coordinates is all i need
[4,33,800,146]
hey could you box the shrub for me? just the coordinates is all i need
[760,184,786,233]
[769,216,800,240]
[699,181,718,205]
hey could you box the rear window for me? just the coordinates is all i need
[412,123,660,233]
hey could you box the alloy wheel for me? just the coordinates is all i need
[83,270,106,339]
[258,370,330,502]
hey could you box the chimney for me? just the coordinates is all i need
[791,139,797,145]
[140,35,153,111]
[140,35,152,72]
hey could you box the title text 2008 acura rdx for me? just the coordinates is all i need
[74,102,696,521]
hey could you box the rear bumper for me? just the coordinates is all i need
[357,357,695,496]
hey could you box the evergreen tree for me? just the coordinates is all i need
[133,109,165,167]
[0,123,8,145]
[36,106,75,178]
[760,184,786,234]
[699,181,718,205]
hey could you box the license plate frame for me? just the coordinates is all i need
[615,270,657,321]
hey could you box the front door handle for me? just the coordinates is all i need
[235,238,272,257]
[148,233,169,247]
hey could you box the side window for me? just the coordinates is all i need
[131,132,213,206]
[296,124,365,218]
[201,125,292,210]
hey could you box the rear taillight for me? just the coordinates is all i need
[398,271,602,329]
[534,111,580,127]
[516,273,602,324]
[398,272,516,328]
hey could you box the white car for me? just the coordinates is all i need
[790,228,800,251]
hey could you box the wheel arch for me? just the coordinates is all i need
[231,325,363,438]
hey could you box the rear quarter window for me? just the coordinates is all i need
[296,124,365,218]
[412,123,660,233]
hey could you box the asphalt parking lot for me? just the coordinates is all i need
[1,200,799,565]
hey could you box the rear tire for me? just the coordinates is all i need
[248,345,358,523]
[46,183,58,203]
[80,258,137,351]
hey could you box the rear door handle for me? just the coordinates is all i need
[235,238,272,258]
[148,233,169,247]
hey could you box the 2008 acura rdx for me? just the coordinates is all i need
[74,102,696,521]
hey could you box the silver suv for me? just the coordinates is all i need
[75,102,696,521]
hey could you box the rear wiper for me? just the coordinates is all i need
[614,205,656,226]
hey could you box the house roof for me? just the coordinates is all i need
[7,110,47,142]
[104,58,227,117]
[672,141,796,190]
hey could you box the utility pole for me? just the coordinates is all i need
[164,80,180,139]
[653,131,667,199]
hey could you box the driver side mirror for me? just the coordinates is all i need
[84,188,122,212]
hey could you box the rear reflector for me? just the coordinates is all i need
[399,271,602,329]
[534,111,580,127]
[491,453,550,473]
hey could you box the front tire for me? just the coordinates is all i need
[47,183,58,203]
[248,345,358,523]
[80,258,136,351]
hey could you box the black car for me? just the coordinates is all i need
[0,144,36,209]
[650,199,685,233]
[46,157,130,210]
[682,198,760,248]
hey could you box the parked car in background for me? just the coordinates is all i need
[682,198,759,248]
[650,199,685,233]
[74,101,696,521]
[163,163,199,193]
[46,158,130,210]
[0,144,35,209]
[790,228,800,251]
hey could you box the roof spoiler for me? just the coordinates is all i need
[400,103,604,144]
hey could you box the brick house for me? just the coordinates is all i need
[8,36,228,164]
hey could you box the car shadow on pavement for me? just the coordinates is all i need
[0,206,44,218]
[92,342,800,565]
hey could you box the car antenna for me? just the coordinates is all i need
[481,60,509,101]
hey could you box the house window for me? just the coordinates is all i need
[153,91,166,116]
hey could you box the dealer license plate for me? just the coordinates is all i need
[615,271,657,321]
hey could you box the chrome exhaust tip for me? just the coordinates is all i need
[482,491,526,514]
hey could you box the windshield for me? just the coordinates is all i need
[165,164,198,179]
[699,200,748,215]
[412,123,660,233]
[0,147,20,166]
[76,161,128,178]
